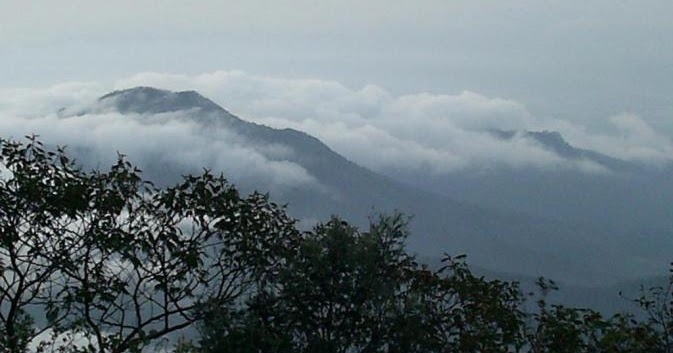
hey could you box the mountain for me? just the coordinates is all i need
[489,129,636,171]
[99,88,223,114]
[388,128,673,235]
[74,87,672,286]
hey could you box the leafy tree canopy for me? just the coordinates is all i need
[1,136,673,353]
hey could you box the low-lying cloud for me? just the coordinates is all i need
[116,71,673,173]
[2,71,672,190]
[0,85,320,192]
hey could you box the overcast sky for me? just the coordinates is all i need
[2,1,672,133]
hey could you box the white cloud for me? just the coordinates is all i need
[0,85,321,192]
[116,71,673,174]
[0,82,105,116]
[543,113,673,165]
[2,71,671,189]
[29,328,94,353]
[0,163,12,181]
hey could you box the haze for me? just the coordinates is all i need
[2,0,673,134]
[2,1,673,287]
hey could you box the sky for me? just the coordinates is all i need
[1,0,673,181]
[2,1,672,130]
[3,3,673,346]
[1,1,673,291]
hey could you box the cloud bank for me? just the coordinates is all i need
[117,71,673,173]
[0,83,320,192]
[1,71,672,192]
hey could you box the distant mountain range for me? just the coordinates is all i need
[488,129,637,171]
[68,87,673,286]
[392,128,673,235]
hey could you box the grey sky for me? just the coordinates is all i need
[2,0,673,132]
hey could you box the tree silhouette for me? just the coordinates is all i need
[2,136,673,353]
[0,137,298,353]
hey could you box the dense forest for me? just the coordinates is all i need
[2,137,673,353]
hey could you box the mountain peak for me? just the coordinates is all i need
[487,128,633,171]
[488,129,581,158]
[98,86,225,115]
[526,130,580,159]
[99,86,169,100]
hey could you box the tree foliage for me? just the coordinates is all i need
[2,137,673,353]
[0,137,298,353]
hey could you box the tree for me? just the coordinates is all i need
[0,137,299,353]
[198,215,415,353]
[3,136,673,353]
[629,265,673,353]
[526,278,662,353]
[0,137,87,352]
[197,215,528,353]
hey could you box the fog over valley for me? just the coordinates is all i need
[2,2,673,350]
[1,77,672,287]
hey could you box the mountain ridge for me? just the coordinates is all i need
[488,129,637,172]
[80,86,672,286]
[100,86,226,115]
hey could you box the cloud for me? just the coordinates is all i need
[606,114,673,161]
[0,85,320,192]
[2,71,671,192]
[0,82,105,116]
[541,113,673,165]
[116,71,673,174]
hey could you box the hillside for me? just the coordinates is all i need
[70,87,672,285]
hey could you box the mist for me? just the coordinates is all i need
[3,72,671,185]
